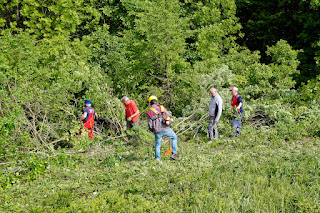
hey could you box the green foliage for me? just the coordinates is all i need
[192,0,242,62]
[1,1,320,211]
[224,40,300,98]
[121,0,191,103]
[299,75,320,103]
[265,40,300,89]
[1,134,320,211]
[0,31,124,154]
[84,25,131,96]
[126,126,154,147]
[236,0,320,83]
[0,0,104,37]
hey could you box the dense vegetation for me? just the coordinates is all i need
[1,0,320,211]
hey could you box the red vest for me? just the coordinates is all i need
[83,107,95,129]
[231,94,240,108]
[147,106,164,118]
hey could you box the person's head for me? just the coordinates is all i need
[85,100,91,107]
[209,88,218,97]
[230,87,238,96]
[148,95,158,106]
[121,96,130,106]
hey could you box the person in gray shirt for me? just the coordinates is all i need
[208,88,223,141]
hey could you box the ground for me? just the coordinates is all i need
[1,130,320,212]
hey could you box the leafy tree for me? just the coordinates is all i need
[223,40,300,98]
[265,40,300,90]
[0,0,102,37]
[84,25,129,95]
[0,31,120,152]
[191,0,242,62]
[236,0,320,83]
[121,0,191,107]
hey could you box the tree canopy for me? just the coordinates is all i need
[0,0,319,160]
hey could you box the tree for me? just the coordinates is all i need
[0,0,101,38]
[121,0,190,106]
[236,0,320,83]
[191,0,242,62]
[84,25,130,96]
[0,31,119,150]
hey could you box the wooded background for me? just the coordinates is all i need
[0,0,320,153]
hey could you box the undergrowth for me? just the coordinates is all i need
[1,124,320,212]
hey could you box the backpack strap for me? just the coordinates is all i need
[150,107,160,115]
[86,107,94,115]
[150,105,165,115]
[159,105,165,113]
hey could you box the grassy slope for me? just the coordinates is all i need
[1,129,320,212]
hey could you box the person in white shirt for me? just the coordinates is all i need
[208,88,223,141]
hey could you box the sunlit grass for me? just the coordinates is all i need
[1,130,320,212]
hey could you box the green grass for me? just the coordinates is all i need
[1,129,320,212]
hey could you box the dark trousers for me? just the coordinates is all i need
[126,120,139,130]
[232,114,242,136]
[208,116,218,140]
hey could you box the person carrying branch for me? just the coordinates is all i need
[78,100,98,139]
[208,88,223,141]
[230,87,243,137]
[147,95,178,160]
[122,96,140,130]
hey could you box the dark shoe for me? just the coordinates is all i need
[208,138,213,142]
[171,153,177,160]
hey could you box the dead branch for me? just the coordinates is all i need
[146,73,165,81]
[173,102,203,130]
[24,101,45,144]
[177,114,207,136]
[7,82,42,148]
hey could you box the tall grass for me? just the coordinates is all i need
[1,127,319,212]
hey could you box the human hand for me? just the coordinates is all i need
[214,120,219,123]
[127,116,132,121]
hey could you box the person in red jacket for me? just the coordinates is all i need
[122,96,140,130]
[79,100,98,139]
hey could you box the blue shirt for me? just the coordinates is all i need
[236,95,244,114]
[83,107,96,121]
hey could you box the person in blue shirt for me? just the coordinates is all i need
[230,87,243,136]
[79,100,98,139]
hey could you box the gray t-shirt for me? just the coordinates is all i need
[209,94,223,121]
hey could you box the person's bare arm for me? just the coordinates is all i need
[94,113,98,119]
[80,112,87,121]
[127,109,140,121]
